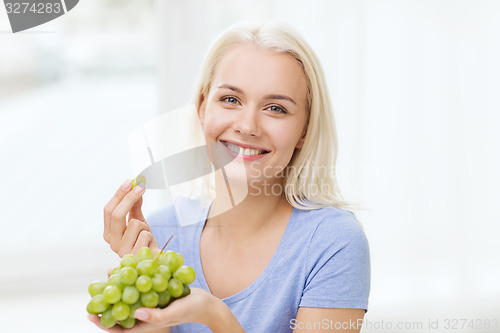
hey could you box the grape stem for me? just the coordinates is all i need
[154,232,175,262]
[154,233,176,264]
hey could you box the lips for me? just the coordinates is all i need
[219,140,270,156]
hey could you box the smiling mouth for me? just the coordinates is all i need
[220,141,270,156]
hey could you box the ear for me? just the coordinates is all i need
[198,95,206,127]
[295,122,308,149]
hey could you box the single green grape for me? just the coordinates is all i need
[103,285,121,304]
[88,281,106,296]
[121,254,138,269]
[100,308,116,328]
[119,267,138,285]
[135,275,153,293]
[132,175,146,189]
[111,301,131,321]
[140,290,159,308]
[119,316,136,329]
[164,252,181,273]
[87,302,99,315]
[173,265,196,285]
[180,284,191,298]
[87,294,109,314]
[137,247,153,261]
[137,259,156,276]
[156,265,171,280]
[168,278,183,298]
[158,290,171,308]
[106,274,124,289]
[156,252,168,266]
[175,253,184,266]
[152,274,168,293]
[129,300,143,319]
[110,267,121,276]
[122,286,140,304]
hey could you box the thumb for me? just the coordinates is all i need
[134,307,180,326]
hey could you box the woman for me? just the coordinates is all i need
[91,21,370,333]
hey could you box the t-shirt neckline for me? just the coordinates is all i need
[193,201,297,304]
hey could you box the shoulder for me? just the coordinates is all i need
[294,205,367,248]
[293,205,370,273]
[317,207,367,246]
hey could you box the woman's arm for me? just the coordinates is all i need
[146,328,171,333]
[135,328,171,333]
[202,296,246,333]
[293,308,365,333]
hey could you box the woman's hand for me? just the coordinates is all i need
[103,179,159,257]
[88,288,227,332]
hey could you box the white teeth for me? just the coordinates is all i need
[224,142,265,156]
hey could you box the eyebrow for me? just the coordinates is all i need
[217,84,297,105]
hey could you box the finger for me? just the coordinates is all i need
[109,186,146,252]
[87,314,124,332]
[104,180,132,243]
[128,196,145,222]
[131,230,155,256]
[116,219,150,257]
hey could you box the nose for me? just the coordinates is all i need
[232,106,261,137]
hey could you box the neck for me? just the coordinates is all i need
[205,175,290,242]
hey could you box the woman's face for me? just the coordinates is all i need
[198,43,308,188]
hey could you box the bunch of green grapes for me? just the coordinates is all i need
[86,247,196,328]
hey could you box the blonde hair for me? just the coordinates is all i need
[190,20,354,211]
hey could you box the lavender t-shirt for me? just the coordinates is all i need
[147,197,370,333]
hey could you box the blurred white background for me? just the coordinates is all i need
[1,0,499,332]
